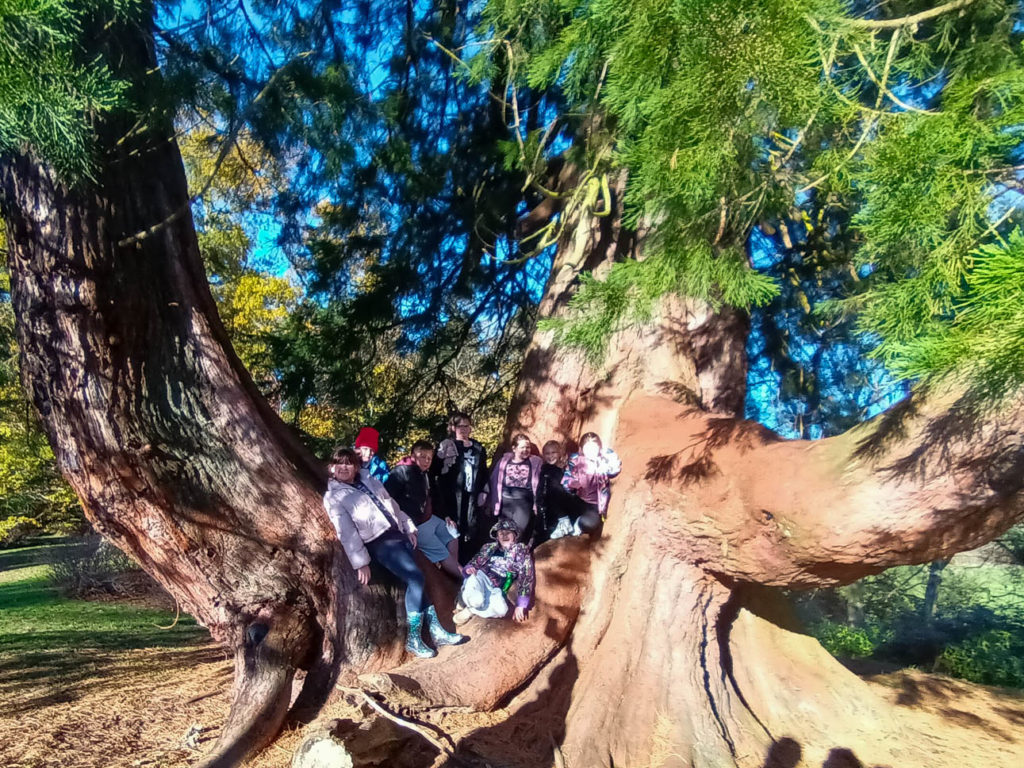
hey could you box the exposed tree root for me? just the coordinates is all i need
[362,536,591,710]
[196,623,298,768]
[355,690,457,759]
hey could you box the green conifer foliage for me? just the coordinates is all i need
[482,0,1024,396]
[0,0,143,178]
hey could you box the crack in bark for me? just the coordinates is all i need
[716,588,774,744]
[697,582,737,759]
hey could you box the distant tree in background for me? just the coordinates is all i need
[265,0,554,452]
[482,0,1024,763]
[179,125,302,394]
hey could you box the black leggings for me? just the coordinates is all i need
[500,488,534,541]
[572,499,603,539]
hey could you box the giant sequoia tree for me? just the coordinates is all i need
[4,1,1024,767]
[0,3,355,766]
[475,1,1024,763]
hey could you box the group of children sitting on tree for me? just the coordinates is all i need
[322,411,622,658]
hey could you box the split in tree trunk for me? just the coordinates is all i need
[0,15,362,763]
[5,14,1024,768]
[356,180,1024,767]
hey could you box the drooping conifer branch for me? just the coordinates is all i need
[838,0,978,30]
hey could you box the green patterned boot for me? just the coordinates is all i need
[426,605,468,647]
[405,611,437,658]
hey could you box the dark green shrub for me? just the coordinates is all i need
[796,559,1024,688]
[936,628,1024,688]
[996,525,1024,565]
[47,536,143,597]
[809,619,883,659]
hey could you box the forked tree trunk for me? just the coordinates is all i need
[310,172,1024,766]
[6,13,1024,768]
[0,13,394,766]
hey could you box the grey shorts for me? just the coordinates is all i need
[415,515,456,563]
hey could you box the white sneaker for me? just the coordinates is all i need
[571,519,583,536]
[549,516,572,540]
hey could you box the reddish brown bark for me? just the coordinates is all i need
[0,16,362,766]
[539,389,1024,765]
[379,181,1024,767]
[4,16,1024,768]
[616,388,1024,588]
[501,236,1024,764]
[0,144,340,763]
[366,536,591,710]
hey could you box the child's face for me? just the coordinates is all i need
[582,440,600,460]
[497,530,517,550]
[542,445,562,465]
[512,440,531,461]
[357,445,375,463]
[412,447,434,472]
[453,419,473,442]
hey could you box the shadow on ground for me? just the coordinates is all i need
[0,571,214,717]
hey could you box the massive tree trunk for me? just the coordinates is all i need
[5,13,1024,768]
[0,12,395,766]
[378,180,1024,766]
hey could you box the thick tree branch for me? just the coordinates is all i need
[621,381,1024,588]
[515,158,578,241]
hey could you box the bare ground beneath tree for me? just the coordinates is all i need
[2,635,1023,768]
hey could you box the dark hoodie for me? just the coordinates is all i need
[536,461,571,541]
[385,457,439,526]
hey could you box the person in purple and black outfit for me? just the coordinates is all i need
[488,432,543,544]
[534,439,572,546]
[453,518,535,625]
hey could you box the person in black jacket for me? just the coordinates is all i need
[386,440,461,579]
[435,412,490,560]
[535,439,572,546]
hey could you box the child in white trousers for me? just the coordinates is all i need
[454,518,535,623]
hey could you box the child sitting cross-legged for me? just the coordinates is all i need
[453,518,535,625]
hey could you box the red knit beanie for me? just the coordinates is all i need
[354,427,380,453]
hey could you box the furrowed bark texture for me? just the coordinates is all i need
[0,13,368,765]
[1,139,334,634]
[5,14,1024,767]
[384,181,1024,767]
[0,145,336,761]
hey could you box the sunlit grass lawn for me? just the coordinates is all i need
[0,565,203,655]
[0,540,208,713]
